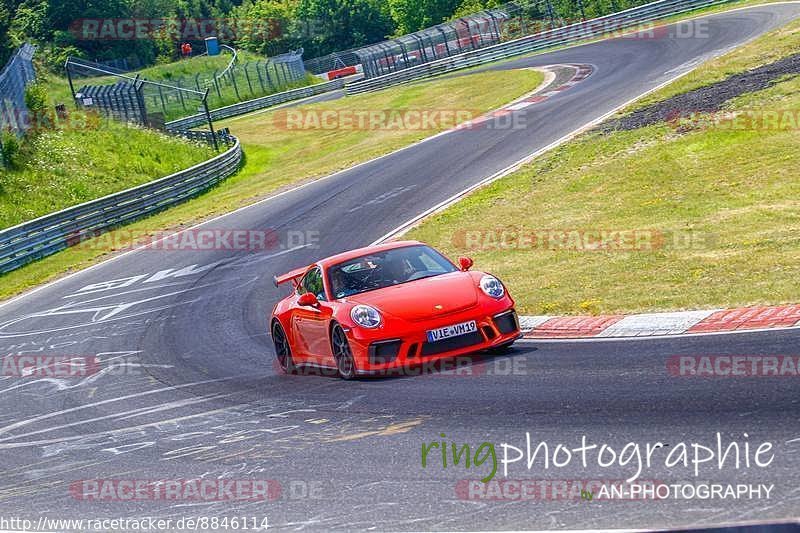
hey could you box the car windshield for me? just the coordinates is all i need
[327,245,458,299]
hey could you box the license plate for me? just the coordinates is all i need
[426,320,477,343]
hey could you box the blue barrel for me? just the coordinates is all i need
[205,37,220,56]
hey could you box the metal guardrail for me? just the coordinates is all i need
[174,127,237,146]
[345,0,732,94]
[164,75,359,131]
[0,138,243,274]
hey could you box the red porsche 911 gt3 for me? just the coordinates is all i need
[269,241,520,379]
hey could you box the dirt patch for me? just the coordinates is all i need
[600,53,800,132]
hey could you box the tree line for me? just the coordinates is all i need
[0,0,642,71]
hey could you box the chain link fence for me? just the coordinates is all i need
[66,57,225,148]
[331,0,655,79]
[303,50,362,75]
[0,44,37,135]
[66,48,308,125]
[347,0,728,93]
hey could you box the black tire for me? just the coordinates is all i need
[272,321,296,374]
[331,324,357,380]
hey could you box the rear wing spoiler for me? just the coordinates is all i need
[273,266,307,288]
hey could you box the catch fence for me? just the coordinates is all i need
[0,44,37,135]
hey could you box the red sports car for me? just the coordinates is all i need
[270,241,520,379]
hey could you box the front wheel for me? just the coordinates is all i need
[272,321,295,374]
[331,324,357,380]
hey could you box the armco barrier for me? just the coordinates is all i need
[0,138,243,274]
[345,0,732,94]
[165,75,360,131]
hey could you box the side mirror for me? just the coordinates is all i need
[458,256,474,271]
[297,293,319,307]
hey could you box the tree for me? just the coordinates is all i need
[231,0,299,56]
[296,0,394,57]
[388,0,461,35]
[451,0,501,19]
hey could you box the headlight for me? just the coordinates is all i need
[479,275,505,299]
[351,305,382,328]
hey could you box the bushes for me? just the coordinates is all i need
[0,130,22,170]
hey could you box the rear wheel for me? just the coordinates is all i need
[272,321,295,374]
[331,324,357,380]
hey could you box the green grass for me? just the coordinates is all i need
[631,0,800,108]
[406,17,800,315]
[0,67,544,300]
[0,121,214,229]
[135,50,319,118]
[137,51,261,81]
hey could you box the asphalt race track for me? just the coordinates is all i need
[1,5,800,531]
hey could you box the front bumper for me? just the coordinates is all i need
[347,306,520,375]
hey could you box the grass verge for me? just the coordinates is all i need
[406,17,800,315]
[1,121,214,229]
[0,67,544,300]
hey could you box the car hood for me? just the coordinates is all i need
[348,271,480,322]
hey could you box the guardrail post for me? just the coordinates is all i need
[243,62,255,95]
[213,71,222,99]
[202,89,218,152]
[135,76,148,127]
[230,68,241,100]
[176,79,187,111]
[65,59,78,106]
